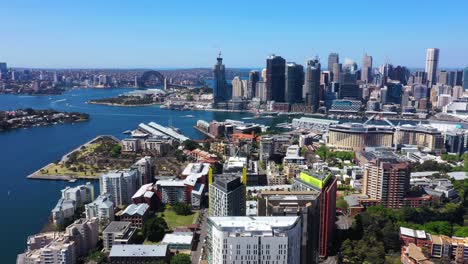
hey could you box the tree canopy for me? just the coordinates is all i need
[142,216,168,242]
[170,254,191,264]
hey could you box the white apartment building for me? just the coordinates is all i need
[208,216,302,264]
[61,183,94,208]
[17,218,98,264]
[100,169,140,206]
[85,194,115,226]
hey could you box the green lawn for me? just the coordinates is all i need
[39,163,101,178]
[159,209,199,229]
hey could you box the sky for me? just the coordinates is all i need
[0,0,467,69]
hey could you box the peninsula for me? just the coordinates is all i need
[0,109,89,132]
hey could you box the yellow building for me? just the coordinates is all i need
[394,124,445,153]
[327,123,394,151]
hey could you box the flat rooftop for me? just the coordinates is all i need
[103,221,132,233]
[209,216,300,232]
[109,244,168,257]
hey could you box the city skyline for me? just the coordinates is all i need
[1,0,467,68]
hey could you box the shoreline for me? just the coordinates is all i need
[0,118,88,133]
[87,101,162,107]
[27,135,119,181]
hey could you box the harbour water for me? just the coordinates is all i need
[0,88,266,262]
[0,88,446,262]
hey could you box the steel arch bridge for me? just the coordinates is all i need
[137,70,165,88]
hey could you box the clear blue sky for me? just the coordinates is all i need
[1,0,467,69]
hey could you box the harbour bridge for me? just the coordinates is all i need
[137,70,187,89]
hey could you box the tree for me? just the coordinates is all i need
[143,216,168,242]
[170,254,191,264]
[182,140,199,151]
[110,144,121,157]
[336,196,349,214]
[173,202,192,216]
[85,250,107,264]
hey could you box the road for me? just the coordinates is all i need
[192,208,208,264]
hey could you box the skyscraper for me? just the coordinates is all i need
[425,48,439,86]
[0,62,7,73]
[247,70,260,99]
[292,171,337,258]
[304,58,321,112]
[437,70,449,85]
[266,55,286,102]
[285,62,304,104]
[257,191,320,264]
[208,174,245,217]
[463,67,468,90]
[213,52,229,105]
[357,151,410,208]
[455,70,464,86]
[361,53,373,83]
[332,63,341,83]
[339,69,360,99]
[327,53,339,71]
[231,76,246,98]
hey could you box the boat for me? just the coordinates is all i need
[68,179,77,183]
[242,117,255,120]
[181,115,195,118]
[122,130,132,134]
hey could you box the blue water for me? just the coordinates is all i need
[0,88,264,262]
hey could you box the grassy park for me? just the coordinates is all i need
[159,209,199,229]
[36,136,135,179]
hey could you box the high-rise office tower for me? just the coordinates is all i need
[261,68,267,81]
[412,84,428,100]
[339,69,360,99]
[247,70,260,99]
[455,70,464,86]
[257,191,320,264]
[414,71,427,85]
[285,62,304,104]
[292,171,337,258]
[447,71,457,87]
[361,53,373,83]
[266,55,286,101]
[425,48,439,86]
[327,53,339,71]
[0,62,7,73]
[208,174,245,217]
[332,63,341,83]
[357,151,410,208]
[213,52,229,104]
[304,58,321,112]
[231,76,245,98]
[438,70,449,85]
[463,67,468,90]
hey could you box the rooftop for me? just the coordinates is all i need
[109,244,168,257]
[161,232,194,245]
[156,179,186,187]
[209,216,300,232]
[121,203,149,216]
[103,221,132,233]
[132,183,154,199]
[88,194,113,209]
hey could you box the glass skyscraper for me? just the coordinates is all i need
[266,55,286,102]
[285,63,304,104]
[213,53,229,104]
